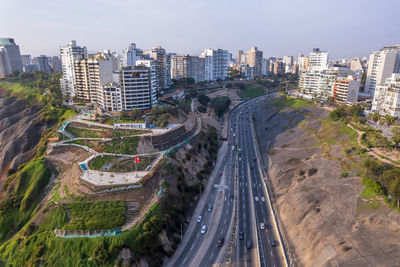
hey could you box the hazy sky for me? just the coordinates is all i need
[1,0,399,59]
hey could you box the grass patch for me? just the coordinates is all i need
[361,130,393,149]
[66,123,147,138]
[239,86,265,98]
[88,155,114,170]
[271,94,312,110]
[64,201,126,230]
[103,136,139,155]
[360,177,383,198]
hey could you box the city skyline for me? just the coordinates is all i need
[1,0,399,59]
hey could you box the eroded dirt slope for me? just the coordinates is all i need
[0,95,50,177]
[253,97,400,267]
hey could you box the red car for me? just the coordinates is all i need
[228,141,232,145]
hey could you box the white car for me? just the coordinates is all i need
[233,133,236,137]
[201,225,207,234]
[261,197,265,202]
[197,215,202,223]
[232,145,235,150]
[255,196,259,201]
[260,223,265,230]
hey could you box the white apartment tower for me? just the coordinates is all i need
[144,46,171,90]
[372,73,400,117]
[60,40,87,96]
[136,59,158,107]
[122,43,143,67]
[309,48,328,72]
[120,65,153,110]
[201,48,229,81]
[0,48,11,76]
[365,45,400,96]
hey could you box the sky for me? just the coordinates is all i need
[1,0,399,59]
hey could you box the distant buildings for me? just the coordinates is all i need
[0,48,12,76]
[144,46,171,90]
[298,48,360,102]
[21,55,31,66]
[122,43,142,67]
[0,38,23,75]
[201,48,229,81]
[34,55,52,73]
[245,47,263,76]
[51,56,62,73]
[171,55,205,83]
[365,45,400,96]
[372,73,400,117]
[269,59,285,75]
[60,40,87,96]
[349,57,364,73]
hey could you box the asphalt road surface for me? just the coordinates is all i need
[167,95,285,267]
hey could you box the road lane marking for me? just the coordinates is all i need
[210,251,214,260]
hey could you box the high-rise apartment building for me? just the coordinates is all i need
[74,51,118,103]
[34,55,52,73]
[309,48,328,72]
[171,55,205,83]
[332,77,360,103]
[51,56,62,73]
[349,58,364,73]
[60,40,87,96]
[372,73,400,117]
[0,48,12,76]
[297,54,309,74]
[120,65,153,110]
[365,45,400,96]
[0,38,23,73]
[144,46,171,90]
[122,43,143,67]
[283,56,294,66]
[245,47,263,75]
[136,59,158,107]
[201,48,229,81]
[238,50,244,66]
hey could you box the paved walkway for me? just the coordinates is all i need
[52,114,202,189]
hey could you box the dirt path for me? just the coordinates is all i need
[347,123,400,167]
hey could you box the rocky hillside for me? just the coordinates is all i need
[0,95,51,177]
[253,95,400,267]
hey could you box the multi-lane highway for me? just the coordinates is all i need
[235,97,283,267]
[167,95,286,267]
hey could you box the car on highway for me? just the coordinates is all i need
[239,157,241,162]
[246,239,252,249]
[239,231,244,240]
[201,225,207,234]
[233,133,235,137]
[207,203,213,212]
[218,171,223,176]
[228,141,232,145]
[261,197,265,202]
[217,237,224,247]
[253,157,257,161]
[255,196,259,201]
[230,194,234,200]
[231,163,235,168]
[231,145,235,150]
[197,216,202,223]
[223,156,227,162]
[269,239,277,247]
[260,222,265,229]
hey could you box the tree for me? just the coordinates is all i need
[197,94,211,106]
[392,127,400,149]
[389,177,400,207]
[372,112,380,123]
[211,96,231,117]
[384,115,395,126]
[130,108,142,121]
[92,241,110,266]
